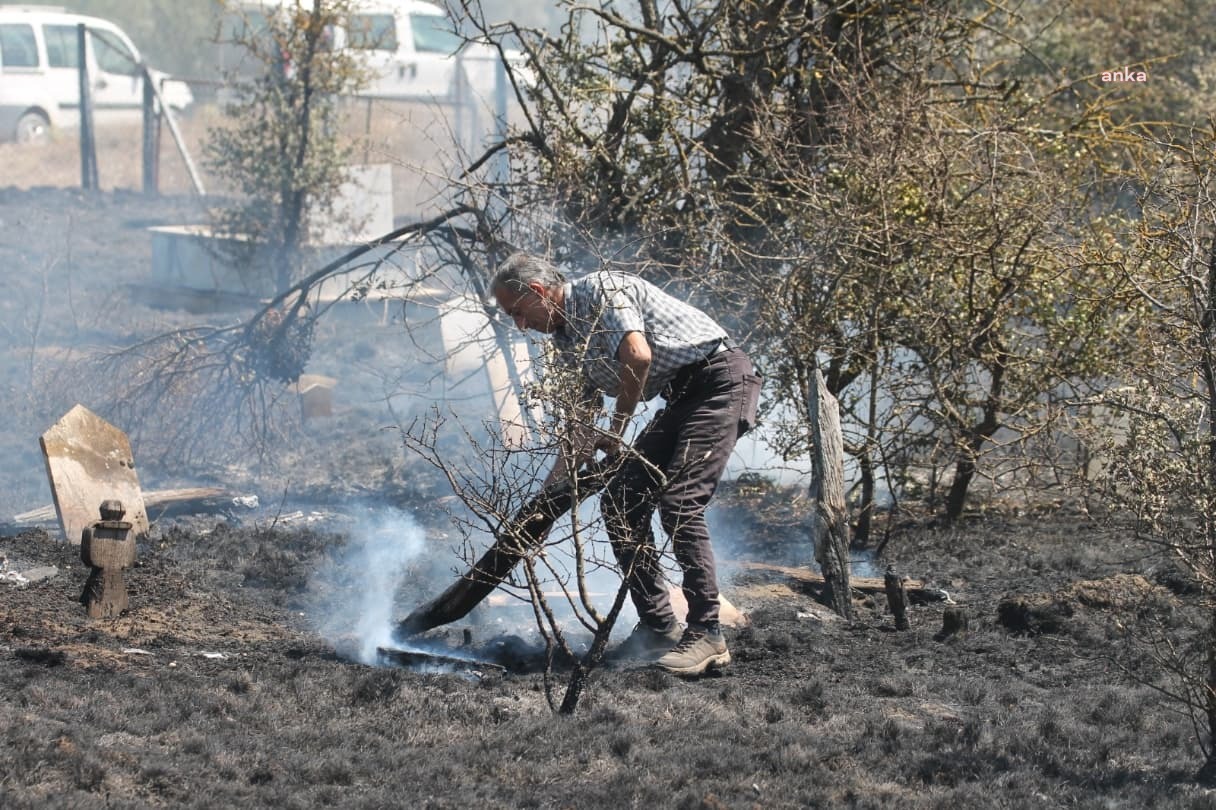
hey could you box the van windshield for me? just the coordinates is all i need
[89,28,138,75]
[410,13,461,55]
[348,13,396,51]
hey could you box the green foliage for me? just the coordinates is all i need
[60,0,216,76]
[204,0,366,292]
[1087,127,1216,774]
[471,0,1158,519]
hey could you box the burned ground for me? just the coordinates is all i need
[0,505,1208,809]
[0,188,1212,808]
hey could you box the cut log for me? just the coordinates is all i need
[808,368,852,619]
[935,606,968,641]
[486,586,749,628]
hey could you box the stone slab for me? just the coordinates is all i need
[39,405,149,545]
[314,163,395,245]
[667,585,749,629]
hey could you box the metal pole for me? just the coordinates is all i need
[77,23,98,190]
[141,66,159,194]
[493,56,508,192]
[453,52,465,156]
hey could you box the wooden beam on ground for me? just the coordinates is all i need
[15,487,238,526]
[730,561,945,602]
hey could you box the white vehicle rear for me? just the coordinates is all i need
[0,5,192,142]
[346,0,527,102]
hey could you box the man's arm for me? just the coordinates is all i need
[542,329,650,487]
[608,331,652,446]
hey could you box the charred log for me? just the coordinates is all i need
[934,606,969,641]
[884,566,910,631]
[395,462,612,638]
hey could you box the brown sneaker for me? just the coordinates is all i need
[610,621,683,662]
[655,624,730,675]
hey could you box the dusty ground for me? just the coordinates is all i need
[0,187,1213,808]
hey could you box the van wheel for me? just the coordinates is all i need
[15,111,50,144]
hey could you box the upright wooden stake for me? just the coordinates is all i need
[80,500,136,619]
[884,566,910,630]
[808,367,853,619]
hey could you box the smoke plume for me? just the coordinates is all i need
[307,506,426,665]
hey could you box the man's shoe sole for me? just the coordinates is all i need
[655,650,731,676]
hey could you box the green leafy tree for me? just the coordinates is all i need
[461,0,1151,527]
[205,0,366,297]
[1091,126,1216,782]
[63,0,215,76]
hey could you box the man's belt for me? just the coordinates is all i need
[662,337,738,401]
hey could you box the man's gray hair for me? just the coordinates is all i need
[492,253,566,294]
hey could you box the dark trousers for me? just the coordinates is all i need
[601,348,761,628]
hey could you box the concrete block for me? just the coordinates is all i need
[313,163,394,245]
[289,374,338,420]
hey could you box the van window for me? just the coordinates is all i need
[410,14,461,55]
[0,23,39,68]
[347,13,397,51]
[43,25,81,69]
[89,28,138,75]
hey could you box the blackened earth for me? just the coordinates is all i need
[0,188,1210,808]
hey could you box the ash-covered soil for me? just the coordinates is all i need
[0,501,1206,809]
[0,187,1212,808]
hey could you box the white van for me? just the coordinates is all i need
[0,5,193,142]
[346,0,526,102]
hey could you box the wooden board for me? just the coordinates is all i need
[38,405,148,544]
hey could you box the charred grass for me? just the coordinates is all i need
[1,502,1213,809]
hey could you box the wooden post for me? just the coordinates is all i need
[77,24,99,191]
[935,606,968,641]
[141,66,161,195]
[140,72,206,196]
[80,500,136,619]
[808,366,853,619]
[884,566,910,630]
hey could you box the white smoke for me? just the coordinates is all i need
[307,506,427,665]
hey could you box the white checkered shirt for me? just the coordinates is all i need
[552,271,728,401]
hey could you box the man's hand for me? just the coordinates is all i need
[594,431,623,461]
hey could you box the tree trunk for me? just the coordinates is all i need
[944,453,977,524]
[808,367,853,619]
[944,408,1001,523]
[1202,230,1216,779]
[855,448,876,547]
